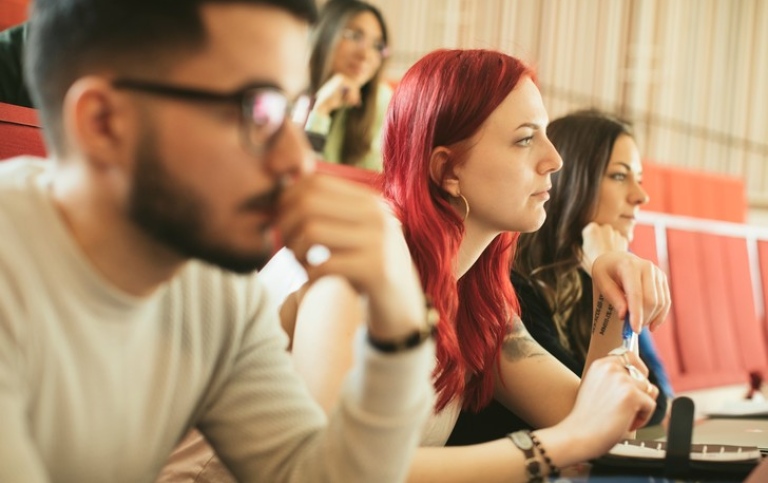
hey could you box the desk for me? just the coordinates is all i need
[550,462,757,483]
[551,421,767,483]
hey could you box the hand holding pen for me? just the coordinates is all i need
[591,251,670,335]
[622,313,639,354]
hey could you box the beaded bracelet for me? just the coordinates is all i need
[529,431,560,477]
[506,431,543,482]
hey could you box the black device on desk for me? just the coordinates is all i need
[590,397,762,481]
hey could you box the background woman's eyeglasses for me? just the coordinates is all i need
[340,28,389,59]
[112,79,310,155]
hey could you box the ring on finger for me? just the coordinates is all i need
[306,244,331,267]
[608,347,632,366]
[624,363,645,381]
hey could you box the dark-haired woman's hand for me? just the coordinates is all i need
[580,222,629,275]
[591,251,670,333]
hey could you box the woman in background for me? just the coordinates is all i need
[447,110,674,445]
[516,109,674,410]
[285,50,670,482]
[304,0,392,170]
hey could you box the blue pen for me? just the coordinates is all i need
[622,313,638,353]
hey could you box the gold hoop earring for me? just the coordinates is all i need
[454,193,470,222]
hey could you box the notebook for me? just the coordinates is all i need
[691,418,768,452]
[593,397,762,480]
[608,438,761,462]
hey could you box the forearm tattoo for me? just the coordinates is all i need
[592,294,616,336]
[501,315,547,362]
[592,294,604,334]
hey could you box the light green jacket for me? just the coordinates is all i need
[305,82,392,172]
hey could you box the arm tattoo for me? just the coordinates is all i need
[592,294,604,334]
[598,303,614,336]
[501,315,548,362]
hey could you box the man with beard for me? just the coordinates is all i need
[0,1,435,482]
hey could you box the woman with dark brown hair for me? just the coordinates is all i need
[305,0,391,170]
[285,51,670,482]
[515,109,673,421]
[447,110,673,446]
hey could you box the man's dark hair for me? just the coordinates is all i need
[24,0,318,152]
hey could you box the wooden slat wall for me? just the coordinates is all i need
[7,0,765,208]
[337,0,767,208]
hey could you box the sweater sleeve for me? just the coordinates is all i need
[199,279,436,483]
[0,271,49,483]
[304,110,332,155]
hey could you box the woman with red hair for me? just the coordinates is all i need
[285,49,670,482]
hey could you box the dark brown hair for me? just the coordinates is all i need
[516,109,634,359]
[25,0,318,152]
[308,0,388,167]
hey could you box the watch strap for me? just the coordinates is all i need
[366,300,438,353]
[508,430,544,482]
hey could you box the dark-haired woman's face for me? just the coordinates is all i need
[331,11,385,86]
[591,135,649,241]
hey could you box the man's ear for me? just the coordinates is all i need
[429,146,460,196]
[61,76,136,170]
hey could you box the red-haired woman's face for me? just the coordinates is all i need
[455,77,562,236]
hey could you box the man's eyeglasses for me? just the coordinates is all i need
[112,79,311,154]
[340,28,389,59]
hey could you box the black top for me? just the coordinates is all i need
[446,270,669,446]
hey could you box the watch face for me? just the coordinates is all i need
[511,431,534,450]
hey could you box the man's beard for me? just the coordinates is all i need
[127,133,278,273]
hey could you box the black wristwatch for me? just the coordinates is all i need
[366,301,438,353]
[508,430,544,482]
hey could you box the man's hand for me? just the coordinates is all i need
[277,174,426,342]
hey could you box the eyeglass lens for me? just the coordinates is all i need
[243,90,310,150]
[342,29,387,56]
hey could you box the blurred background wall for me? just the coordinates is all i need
[318,0,767,224]
[4,0,767,222]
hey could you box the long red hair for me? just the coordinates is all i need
[382,49,534,411]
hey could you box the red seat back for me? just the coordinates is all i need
[0,0,29,30]
[0,101,45,159]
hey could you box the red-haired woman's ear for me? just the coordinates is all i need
[429,146,460,196]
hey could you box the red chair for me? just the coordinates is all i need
[630,223,682,384]
[0,0,30,30]
[316,160,382,189]
[639,162,668,213]
[0,101,45,159]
